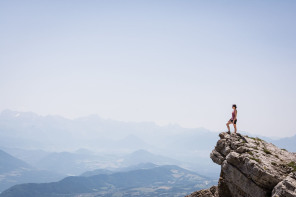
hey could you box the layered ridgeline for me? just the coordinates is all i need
[187,132,296,197]
[0,149,63,193]
[0,165,216,197]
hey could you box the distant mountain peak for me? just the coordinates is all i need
[0,109,41,121]
[0,149,32,172]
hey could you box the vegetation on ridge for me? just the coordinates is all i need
[263,148,272,155]
[250,157,261,163]
[287,161,296,172]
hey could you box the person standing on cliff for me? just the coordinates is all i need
[226,104,237,134]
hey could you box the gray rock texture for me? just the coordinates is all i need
[185,186,218,197]
[187,132,296,197]
[272,172,296,197]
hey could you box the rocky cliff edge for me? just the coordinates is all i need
[186,132,296,197]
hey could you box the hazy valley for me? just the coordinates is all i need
[0,110,295,196]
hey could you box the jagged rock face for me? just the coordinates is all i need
[209,132,296,197]
[185,186,218,197]
[187,132,296,197]
[272,172,296,197]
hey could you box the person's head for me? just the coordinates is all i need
[232,104,237,109]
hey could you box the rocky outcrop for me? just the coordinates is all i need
[186,186,218,197]
[272,172,296,197]
[187,132,296,197]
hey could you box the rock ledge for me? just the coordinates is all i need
[186,132,296,197]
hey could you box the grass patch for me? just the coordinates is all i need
[263,148,272,155]
[249,136,263,142]
[281,148,287,151]
[271,162,277,166]
[256,137,263,142]
[250,157,261,163]
[247,151,254,156]
[288,161,296,172]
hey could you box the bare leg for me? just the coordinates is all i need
[234,124,237,133]
[226,122,231,132]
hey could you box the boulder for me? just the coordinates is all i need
[187,132,296,197]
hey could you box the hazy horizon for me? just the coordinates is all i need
[0,108,291,139]
[1,0,295,137]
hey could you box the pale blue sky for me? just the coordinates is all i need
[0,0,295,137]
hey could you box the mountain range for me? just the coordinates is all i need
[0,165,216,197]
[0,146,212,193]
[0,109,221,175]
[0,109,295,196]
[0,149,64,193]
[1,109,294,153]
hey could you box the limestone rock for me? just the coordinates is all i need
[187,132,296,197]
[185,186,218,197]
[272,172,296,197]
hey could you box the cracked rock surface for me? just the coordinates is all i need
[187,132,296,197]
[185,186,218,197]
